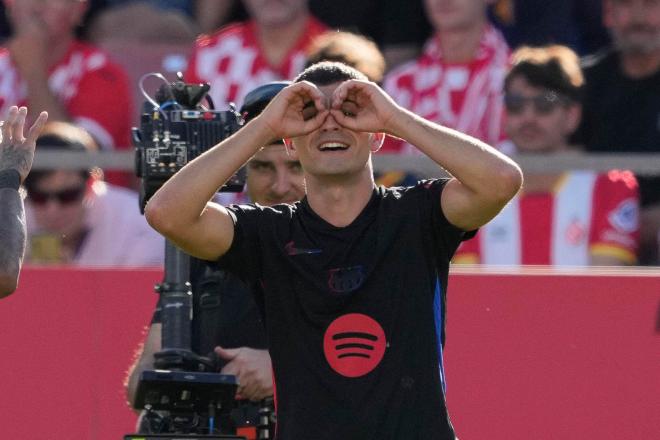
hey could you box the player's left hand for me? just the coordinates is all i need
[329,80,399,134]
[215,346,273,401]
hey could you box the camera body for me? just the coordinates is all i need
[134,77,244,212]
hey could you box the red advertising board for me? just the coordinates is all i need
[0,266,658,439]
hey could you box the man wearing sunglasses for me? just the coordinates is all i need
[22,121,163,266]
[0,106,48,297]
[454,45,640,266]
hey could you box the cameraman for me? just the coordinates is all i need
[126,81,304,434]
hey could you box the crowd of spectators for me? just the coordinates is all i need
[0,0,657,266]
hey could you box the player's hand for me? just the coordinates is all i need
[329,80,399,134]
[257,81,329,141]
[215,346,273,401]
[0,106,49,183]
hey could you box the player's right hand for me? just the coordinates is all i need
[255,81,328,142]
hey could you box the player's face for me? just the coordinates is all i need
[27,170,87,238]
[604,0,660,54]
[5,0,88,39]
[423,0,492,32]
[289,82,374,179]
[242,0,308,27]
[246,143,305,205]
[504,76,580,153]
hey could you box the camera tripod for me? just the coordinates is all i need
[126,240,245,440]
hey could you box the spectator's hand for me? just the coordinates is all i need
[0,106,48,183]
[215,346,273,402]
[257,81,329,141]
[6,11,49,76]
[330,80,398,134]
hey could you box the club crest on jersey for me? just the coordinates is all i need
[327,266,365,294]
[608,198,638,234]
[323,313,387,378]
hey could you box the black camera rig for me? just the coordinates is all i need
[129,73,254,439]
[133,72,244,212]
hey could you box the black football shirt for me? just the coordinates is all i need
[218,179,469,439]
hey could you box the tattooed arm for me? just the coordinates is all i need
[0,106,48,297]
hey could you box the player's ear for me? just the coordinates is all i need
[370,133,385,153]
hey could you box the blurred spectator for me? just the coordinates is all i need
[383,0,510,154]
[195,0,432,69]
[0,0,134,187]
[86,0,199,43]
[575,0,660,264]
[489,0,610,55]
[304,30,386,83]
[184,0,327,110]
[23,121,163,266]
[455,45,640,266]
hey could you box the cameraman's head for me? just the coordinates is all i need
[241,81,305,205]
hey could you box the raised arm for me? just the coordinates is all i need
[330,80,523,231]
[145,81,328,260]
[0,106,48,297]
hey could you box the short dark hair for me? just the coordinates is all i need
[504,45,584,102]
[294,61,368,86]
[24,122,98,191]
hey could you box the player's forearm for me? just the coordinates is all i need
[0,188,26,297]
[390,108,522,201]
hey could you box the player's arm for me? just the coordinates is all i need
[145,81,328,260]
[0,107,48,297]
[330,80,523,231]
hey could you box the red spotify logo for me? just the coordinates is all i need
[323,313,386,378]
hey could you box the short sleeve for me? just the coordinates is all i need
[216,204,266,282]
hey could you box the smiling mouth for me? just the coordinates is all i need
[319,142,349,151]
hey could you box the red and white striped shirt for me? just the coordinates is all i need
[454,171,640,266]
[185,17,327,111]
[383,25,510,154]
[0,41,132,152]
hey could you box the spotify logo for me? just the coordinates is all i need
[323,313,386,377]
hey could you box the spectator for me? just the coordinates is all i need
[194,0,432,70]
[23,121,163,266]
[184,0,327,110]
[0,106,48,297]
[575,0,660,265]
[454,45,640,266]
[86,1,199,43]
[489,0,610,55]
[0,0,134,187]
[127,81,303,437]
[383,0,510,154]
[304,31,386,84]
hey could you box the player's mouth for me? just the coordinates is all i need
[318,141,349,152]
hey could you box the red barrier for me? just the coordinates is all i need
[0,266,658,439]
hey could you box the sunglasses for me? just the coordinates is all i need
[504,92,567,115]
[29,185,86,205]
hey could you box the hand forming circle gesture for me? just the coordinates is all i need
[329,80,399,134]
[0,106,49,183]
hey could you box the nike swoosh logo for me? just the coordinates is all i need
[285,241,322,256]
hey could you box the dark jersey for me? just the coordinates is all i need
[219,179,469,440]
